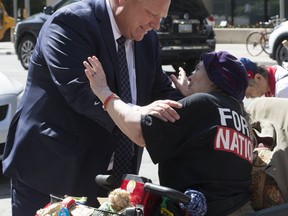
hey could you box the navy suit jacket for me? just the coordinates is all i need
[3,0,182,199]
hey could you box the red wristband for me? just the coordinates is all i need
[102,93,119,111]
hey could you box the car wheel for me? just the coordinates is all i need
[275,41,288,66]
[18,35,36,70]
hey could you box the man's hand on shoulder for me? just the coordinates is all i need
[137,100,182,122]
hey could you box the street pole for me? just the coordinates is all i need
[279,0,285,20]
[13,0,30,22]
[13,0,17,23]
[25,0,30,17]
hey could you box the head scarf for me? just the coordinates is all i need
[201,51,248,101]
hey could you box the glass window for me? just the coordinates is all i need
[211,0,232,26]
[234,0,265,26]
[207,0,282,27]
[267,0,280,19]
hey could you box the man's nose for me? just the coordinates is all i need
[149,17,161,30]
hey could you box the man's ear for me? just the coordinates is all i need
[119,0,127,6]
[254,73,265,81]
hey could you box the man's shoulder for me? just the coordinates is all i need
[53,0,99,18]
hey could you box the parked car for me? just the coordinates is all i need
[267,20,288,66]
[0,72,24,161]
[158,0,216,74]
[13,0,80,70]
[14,0,216,74]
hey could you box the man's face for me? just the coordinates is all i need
[119,0,170,41]
[245,75,268,98]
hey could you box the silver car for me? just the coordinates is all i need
[267,20,288,66]
[0,72,24,160]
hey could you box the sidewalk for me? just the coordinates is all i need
[0,42,15,55]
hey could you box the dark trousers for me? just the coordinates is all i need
[11,179,50,216]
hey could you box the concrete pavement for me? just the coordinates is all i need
[0,42,14,55]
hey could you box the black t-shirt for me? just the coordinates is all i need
[141,92,253,216]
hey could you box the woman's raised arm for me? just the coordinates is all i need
[83,56,182,147]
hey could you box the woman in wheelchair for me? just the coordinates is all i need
[83,51,255,216]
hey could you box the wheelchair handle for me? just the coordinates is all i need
[144,182,191,204]
[95,174,120,191]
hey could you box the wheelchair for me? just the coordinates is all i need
[36,173,288,216]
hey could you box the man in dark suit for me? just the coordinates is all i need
[2,0,182,215]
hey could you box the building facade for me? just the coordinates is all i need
[203,0,288,26]
[46,0,288,27]
[5,0,288,27]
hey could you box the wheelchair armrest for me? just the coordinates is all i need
[144,182,190,204]
[95,174,120,191]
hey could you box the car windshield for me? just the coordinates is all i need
[169,0,210,19]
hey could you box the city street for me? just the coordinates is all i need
[0,42,277,216]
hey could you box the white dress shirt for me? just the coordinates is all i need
[105,0,137,104]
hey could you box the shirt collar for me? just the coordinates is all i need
[105,0,121,41]
[265,66,277,97]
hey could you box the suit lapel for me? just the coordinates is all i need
[93,0,122,93]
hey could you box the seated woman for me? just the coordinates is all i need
[248,97,288,210]
[83,51,255,216]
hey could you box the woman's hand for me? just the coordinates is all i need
[170,67,191,96]
[83,56,112,102]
